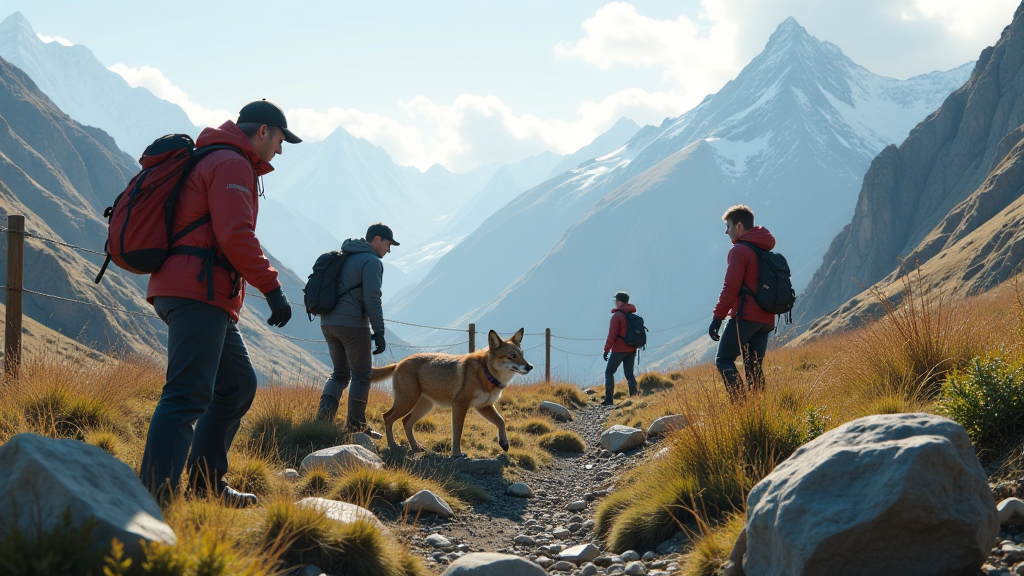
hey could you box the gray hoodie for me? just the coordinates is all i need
[320,238,384,334]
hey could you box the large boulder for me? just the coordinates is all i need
[745,413,998,576]
[300,444,383,475]
[296,497,386,532]
[0,433,176,557]
[600,425,645,453]
[442,552,548,575]
[540,401,572,421]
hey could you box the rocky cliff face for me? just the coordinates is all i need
[797,4,1024,338]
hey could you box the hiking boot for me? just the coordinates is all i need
[316,394,339,423]
[600,398,615,406]
[346,423,384,440]
[193,481,257,509]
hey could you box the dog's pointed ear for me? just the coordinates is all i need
[511,328,524,346]
[488,330,502,351]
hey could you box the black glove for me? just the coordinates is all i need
[264,286,292,328]
[372,333,386,355]
[708,318,722,342]
[603,350,610,361]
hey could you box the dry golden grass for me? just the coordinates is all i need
[0,344,591,574]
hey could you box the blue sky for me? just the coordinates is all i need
[5,0,1018,171]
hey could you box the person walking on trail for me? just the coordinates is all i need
[316,223,399,437]
[602,291,639,406]
[140,100,301,507]
[708,204,776,401]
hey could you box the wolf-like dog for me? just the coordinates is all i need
[371,328,532,458]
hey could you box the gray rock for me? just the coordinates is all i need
[600,425,646,453]
[441,552,548,575]
[348,432,378,453]
[624,561,647,575]
[746,413,998,576]
[558,543,601,564]
[402,489,455,518]
[647,415,689,436]
[593,555,613,567]
[514,534,537,546]
[580,563,599,576]
[540,401,573,421]
[456,458,504,475]
[553,527,571,539]
[651,447,670,461]
[276,468,300,481]
[642,551,656,561]
[508,482,534,498]
[296,497,387,532]
[599,449,613,458]
[0,433,176,558]
[428,533,453,549]
[299,565,325,576]
[568,522,583,533]
[620,550,640,562]
[721,526,746,576]
[999,498,1024,526]
[567,500,587,511]
[300,444,383,474]
[548,560,576,572]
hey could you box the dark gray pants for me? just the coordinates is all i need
[321,324,372,428]
[140,297,257,494]
[605,351,637,401]
[716,319,774,398]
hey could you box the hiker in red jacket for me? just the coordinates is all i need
[602,291,639,406]
[140,100,301,507]
[708,205,776,401]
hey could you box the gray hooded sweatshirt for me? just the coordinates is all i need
[320,238,384,335]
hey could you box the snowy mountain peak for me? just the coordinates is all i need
[1,12,35,39]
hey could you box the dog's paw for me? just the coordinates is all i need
[499,438,510,452]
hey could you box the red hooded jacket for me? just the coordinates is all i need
[604,303,638,354]
[147,121,281,321]
[712,227,777,325]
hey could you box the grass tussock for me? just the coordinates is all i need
[538,430,587,453]
[330,467,464,514]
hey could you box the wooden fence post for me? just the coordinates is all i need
[545,328,551,382]
[468,323,475,353]
[5,214,24,378]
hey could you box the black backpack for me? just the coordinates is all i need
[617,311,648,349]
[739,241,796,321]
[303,251,361,320]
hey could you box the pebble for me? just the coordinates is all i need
[549,560,576,572]
[620,550,640,562]
[642,551,656,561]
[567,500,587,511]
[514,534,536,546]
[426,534,451,549]
[624,560,648,575]
[580,563,599,576]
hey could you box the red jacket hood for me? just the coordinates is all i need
[611,303,637,314]
[734,226,775,250]
[196,121,274,177]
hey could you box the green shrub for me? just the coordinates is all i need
[226,458,272,497]
[509,449,538,471]
[0,509,105,575]
[298,468,333,498]
[519,418,554,436]
[938,356,1024,457]
[552,385,587,408]
[538,431,586,453]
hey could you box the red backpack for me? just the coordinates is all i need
[94,134,243,298]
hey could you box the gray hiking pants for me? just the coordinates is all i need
[321,324,373,428]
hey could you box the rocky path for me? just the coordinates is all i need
[396,401,687,575]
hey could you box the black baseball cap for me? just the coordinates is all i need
[366,223,400,246]
[237,99,302,144]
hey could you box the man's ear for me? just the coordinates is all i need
[511,328,524,346]
[488,330,502,350]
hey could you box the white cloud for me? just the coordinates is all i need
[36,33,72,46]
[901,0,1019,38]
[107,63,231,127]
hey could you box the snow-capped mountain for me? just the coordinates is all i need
[0,12,197,159]
[389,18,972,380]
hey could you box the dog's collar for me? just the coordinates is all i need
[480,358,505,389]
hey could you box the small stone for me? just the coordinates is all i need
[549,560,576,572]
[553,527,571,539]
[441,552,548,575]
[296,498,386,532]
[508,482,534,498]
[276,468,300,481]
[642,551,656,561]
[300,444,383,474]
[540,401,573,422]
[646,415,689,436]
[546,544,564,555]
[299,565,325,576]
[1000,498,1024,527]
[600,450,613,458]
[600,425,646,453]
[402,490,455,518]
[620,551,640,562]
[568,522,583,533]
[593,556,613,567]
[580,563,599,576]
[348,432,378,453]
[624,561,648,575]
[537,557,554,568]
[567,500,587,511]
[427,534,452,549]
[1003,543,1024,563]
[514,534,537,546]
[558,543,601,564]
[607,566,625,575]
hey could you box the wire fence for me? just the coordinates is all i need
[1,223,710,382]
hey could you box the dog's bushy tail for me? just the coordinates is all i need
[370,364,398,382]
